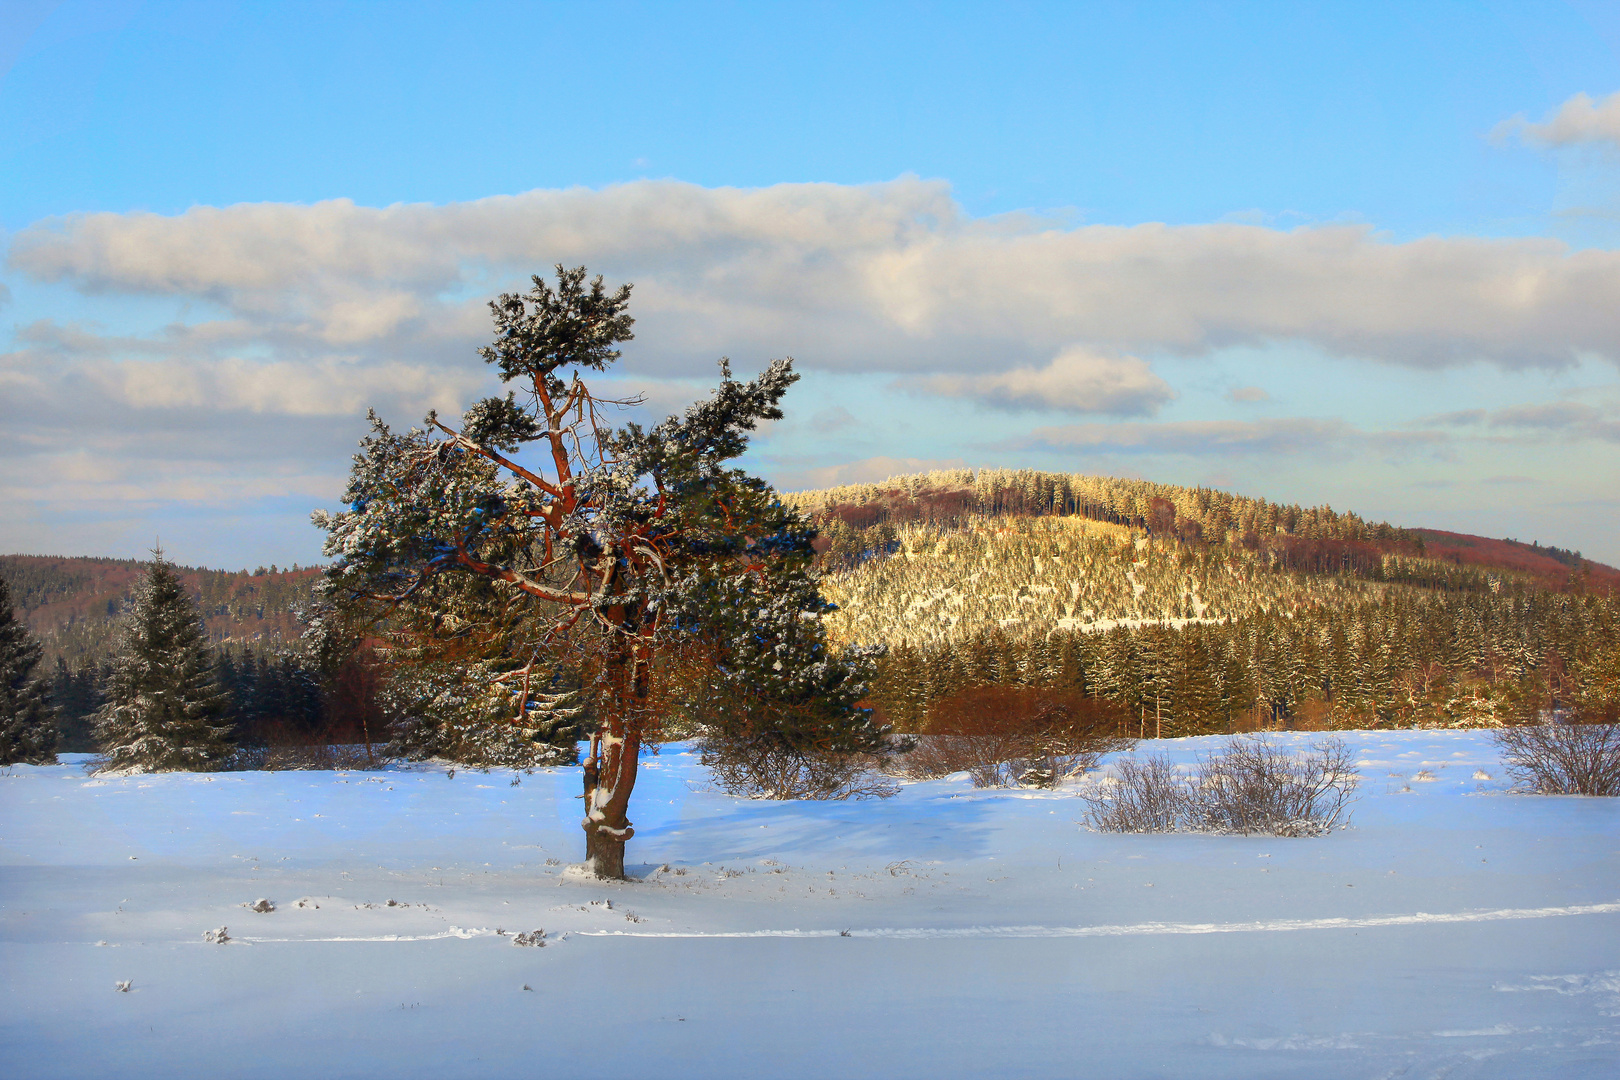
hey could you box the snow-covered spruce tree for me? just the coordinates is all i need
[313,265,884,878]
[0,573,59,765]
[93,553,234,773]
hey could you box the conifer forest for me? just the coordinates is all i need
[787,468,1620,736]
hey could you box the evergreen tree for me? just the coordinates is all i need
[0,573,59,765]
[51,657,102,753]
[93,553,234,773]
[316,266,881,877]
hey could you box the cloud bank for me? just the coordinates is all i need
[897,348,1173,414]
[1497,91,1620,151]
[12,178,1620,381]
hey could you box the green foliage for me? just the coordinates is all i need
[93,554,234,773]
[381,658,585,768]
[663,541,890,798]
[478,265,636,386]
[0,573,58,765]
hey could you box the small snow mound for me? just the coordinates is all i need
[293,898,319,909]
[203,926,230,944]
[245,898,274,913]
[1473,769,1492,781]
[1411,770,1438,782]
[114,980,131,993]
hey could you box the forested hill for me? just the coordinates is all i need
[785,468,1617,598]
[0,555,320,667]
[784,469,1618,733]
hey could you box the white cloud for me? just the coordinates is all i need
[898,347,1173,414]
[1013,418,1449,458]
[1496,91,1620,150]
[1424,399,1620,444]
[1228,386,1270,403]
[11,178,1620,376]
[768,455,972,493]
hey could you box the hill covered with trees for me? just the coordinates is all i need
[0,555,319,667]
[785,469,1620,736]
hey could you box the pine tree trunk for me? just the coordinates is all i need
[580,632,646,880]
[585,827,627,880]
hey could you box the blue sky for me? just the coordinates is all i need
[2,0,1619,568]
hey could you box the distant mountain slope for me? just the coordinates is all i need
[783,466,1426,546]
[0,555,320,667]
[1410,530,1619,593]
[786,469,1617,651]
[785,469,1618,734]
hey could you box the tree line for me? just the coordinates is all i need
[871,587,1620,736]
[0,554,318,669]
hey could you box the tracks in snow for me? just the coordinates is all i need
[575,900,1620,940]
[85,900,1620,946]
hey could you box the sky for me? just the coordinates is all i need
[2,0,1619,569]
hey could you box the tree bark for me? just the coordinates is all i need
[585,827,627,880]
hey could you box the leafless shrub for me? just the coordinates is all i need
[900,686,1133,788]
[700,735,898,800]
[1195,735,1359,837]
[1081,735,1358,837]
[1080,753,1192,832]
[1494,723,1620,796]
[231,743,377,771]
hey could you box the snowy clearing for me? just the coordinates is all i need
[3,731,1618,1079]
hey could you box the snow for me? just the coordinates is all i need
[3,731,1618,1078]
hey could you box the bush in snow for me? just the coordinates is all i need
[1494,723,1620,796]
[0,571,59,765]
[93,552,234,774]
[903,686,1133,788]
[232,742,377,771]
[1081,753,1192,832]
[700,734,898,800]
[1193,734,1359,837]
[1082,735,1358,836]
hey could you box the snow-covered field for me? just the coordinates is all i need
[4,731,1618,1079]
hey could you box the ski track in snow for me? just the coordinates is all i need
[575,900,1620,939]
[112,900,1618,945]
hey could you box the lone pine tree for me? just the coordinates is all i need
[315,265,882,878]
[94,552,234,773]
[0,573,59,765]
